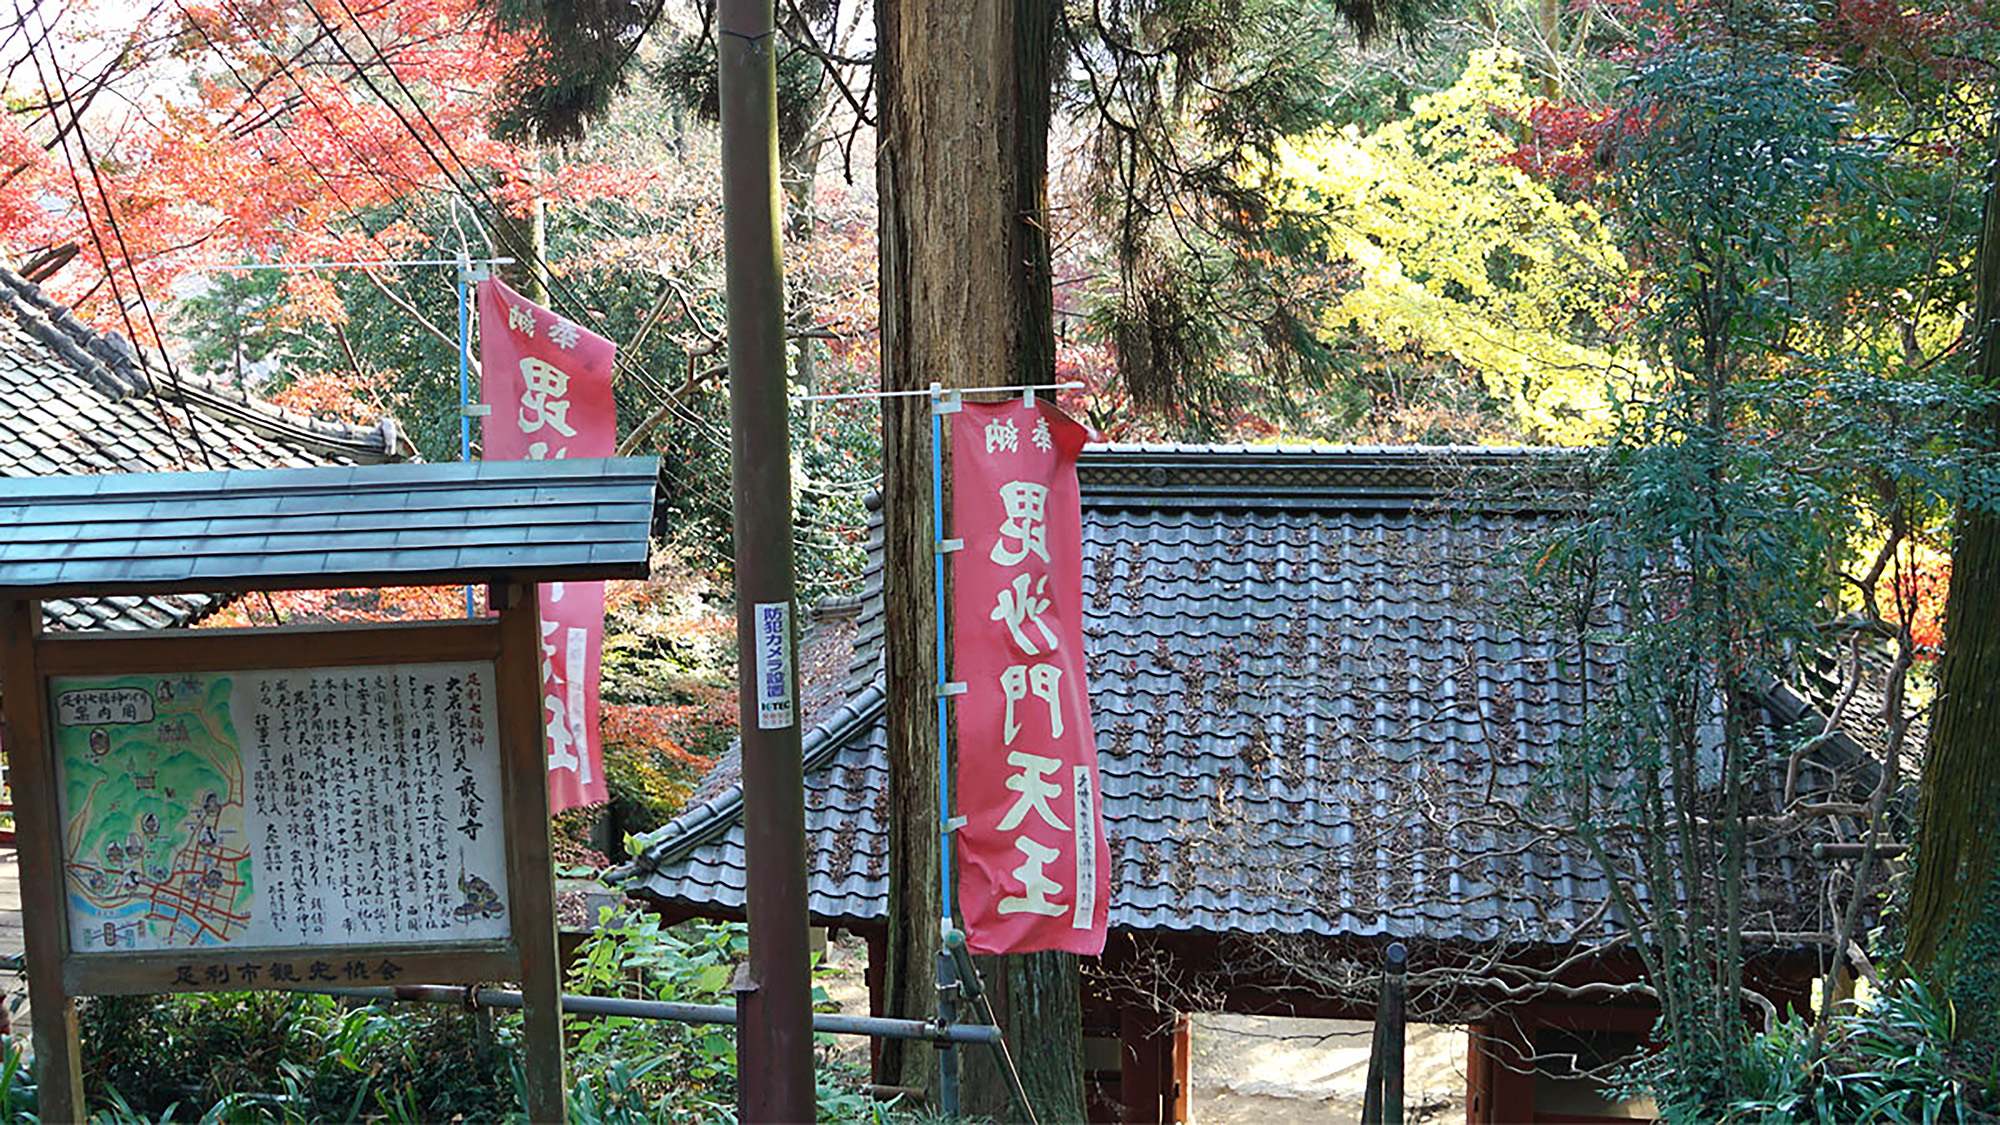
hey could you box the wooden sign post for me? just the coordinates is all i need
[0,459,658,1124]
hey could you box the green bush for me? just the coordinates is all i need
[0,913,887,1124]
[76,989,518,1122]
[1719,980,1973,1124]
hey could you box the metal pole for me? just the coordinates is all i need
[930,386,955,934]
[456,253,476,618]
[929,386,961,1115]
[717,0,813,1119]
[1363,941,1409,1125]
[1384,941,1406,1125]
[303,984,1003,1044]
[936,948,962,1116]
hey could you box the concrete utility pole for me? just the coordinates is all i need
[717,0,815,1119]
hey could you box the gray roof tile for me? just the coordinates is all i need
[620,448,1873,949]
[0,261,410,630]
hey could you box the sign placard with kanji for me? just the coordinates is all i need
[950,399,1108,956]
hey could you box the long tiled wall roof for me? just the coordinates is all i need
[618,448,1862,947]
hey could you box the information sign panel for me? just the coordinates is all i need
[52,663,510,955]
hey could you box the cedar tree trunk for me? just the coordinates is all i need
[875,0,1082,1117]
[1906,118,2000,1015]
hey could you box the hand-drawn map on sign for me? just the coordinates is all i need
[53,664,511,954]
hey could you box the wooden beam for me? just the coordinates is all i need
[34,619,503,675]
[0,598,84,1122]
[495,582,567,1123]
[65,945,519,996]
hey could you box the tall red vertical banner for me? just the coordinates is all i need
[951,398,1108,955]
[478,278,616,813]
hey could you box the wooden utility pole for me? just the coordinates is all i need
[876,0,1084,1117]
[717,0,816,1119]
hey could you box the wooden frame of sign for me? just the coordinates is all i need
[0,587,566,1123]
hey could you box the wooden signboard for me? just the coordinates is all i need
[0,456,661,1124]
[53,661,513,989]
[1,597,567,1124]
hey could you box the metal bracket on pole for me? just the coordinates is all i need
[461,403,492,418]
[931,382,962,415]
[935,538,964,554]
[935,681,967,698]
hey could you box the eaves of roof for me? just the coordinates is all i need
[0,268,402,464]
[609,680,888,886]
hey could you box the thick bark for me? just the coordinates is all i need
[1906,120,2000,991]
[876,0,1083,1117]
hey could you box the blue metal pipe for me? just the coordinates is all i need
[930,389,953,930]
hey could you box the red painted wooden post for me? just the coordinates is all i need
[1166,1013,1192,1123]
[1468,1011,1538,1124]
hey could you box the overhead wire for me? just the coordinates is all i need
[177,0,476,400]
[189,0,690,450]
[306,0,606,328]
[247,0,732,476]
[308,0,686,405]
[18,0,212,472]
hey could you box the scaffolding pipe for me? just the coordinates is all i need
[301,984,1001,1045]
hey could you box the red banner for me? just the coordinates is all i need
[478,278,616,813]
[952,398,1107,955]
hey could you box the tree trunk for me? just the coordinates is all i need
[1906,118,2000,1022]
[875,0,1082,1117]
[496,140,549,303]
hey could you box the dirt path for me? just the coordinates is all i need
[1189,1013,1466,1123]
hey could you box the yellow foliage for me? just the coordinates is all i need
[1265,49,1638,443]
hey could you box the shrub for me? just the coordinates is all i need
[1718,980,1973,1124]
[76,989,518,1122]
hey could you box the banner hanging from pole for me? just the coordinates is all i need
[478,278,617,813]
[950,398,1108,955]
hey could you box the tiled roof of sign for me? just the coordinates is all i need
[0,263,405,630]
[616,446,1872,947]
[0,458,659,596]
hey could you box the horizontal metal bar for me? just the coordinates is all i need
[1814,842,1907,860]
[209,258,517,271]
[792,381,1083,403]
[305,984,1002,1045]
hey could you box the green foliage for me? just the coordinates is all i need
[75,990,517,1122]
[602,741,708,840]
[1268,47,1631,442]
[485,0,665,143]
[1615,5,1866,380]
[0,1038,36,1121]
[652,14,834,165]
[561,912,885,1123]
[1060,0,1446,424]
[1684,981,1970,1123]
[0,916,883,1123]
[1939,871,2000,1103]
[559,912,745,1118]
